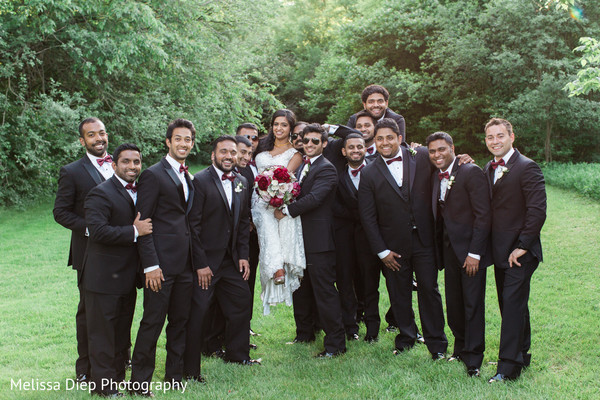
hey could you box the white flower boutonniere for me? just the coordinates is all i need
[408,147,417,156]
[447,175,455,190]
[235,181,244,193]
[188,171,194,181]
[497,166,509,180]
[300,163,310,182]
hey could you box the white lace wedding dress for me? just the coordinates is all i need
[252,147,306,315]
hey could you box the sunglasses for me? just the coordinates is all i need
[291,133,300,141]
[302,138,321,145]
[243,135,259,141]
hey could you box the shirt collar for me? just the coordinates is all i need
[213,165,232,180]
[308,154,322,164]
[165,154,185,173]
[440,157,456,174]
[381,149,402,163]
[87,152,108,165]
[114,174,132,188]
[495,147,515,164]
[349,160,367,172]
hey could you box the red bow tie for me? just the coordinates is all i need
[303,157,311,165]
[438,171,450,181]
[386,155,402,165]
[491,159,505,170]
[179,164,189,174]
[367,147,375,155]
[350,164,365,177]
[248,160,256,167]
[222,174,235,182]
[125,183,137,193]
[97,155,112,166]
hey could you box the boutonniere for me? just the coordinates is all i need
[188,172,194,181]
[447,175,455,190]
[408,147,417,156]
[497,166,509,180]
[300,163,310,181]
[235,181,244,193]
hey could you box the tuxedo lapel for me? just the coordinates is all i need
[443,161,460,203]
[405,146,416,195]
[185,173,194,214]
[301,156,322,187]
[483,161,494,198]
[432,172,440,220]
[161,158,187,207]
[231,174,242,229]
[209,166,233,216]
[374,157,405,201]
[110,176,135,212]
[82,156,104,185]
[341,167,358,199]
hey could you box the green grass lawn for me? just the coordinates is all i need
[1,185,599,399]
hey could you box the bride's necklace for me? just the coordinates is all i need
[274,141,289,148]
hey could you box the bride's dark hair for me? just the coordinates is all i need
[255,109,296,155]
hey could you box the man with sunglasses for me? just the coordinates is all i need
[236,123,260,178]
[291,121,308,154]
[275,124,346,358]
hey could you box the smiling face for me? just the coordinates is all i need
[212,139,237,173]
[428,139,455,171]
[272,116,291,141]
[302,131,327,158]
[79,120,108,157]
[292,123,306,151]
[238,127,259,152]
[363,93,388,119]
[355,115,375,143]
[341,137,366,166]
[236,142,252,169]
[166,127,193,163]
[485,124,514,160]
[374,127,400,158]
[112,149,141,183]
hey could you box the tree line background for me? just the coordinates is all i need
[1,0,599,207]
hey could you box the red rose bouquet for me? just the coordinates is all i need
[254,165,301,208]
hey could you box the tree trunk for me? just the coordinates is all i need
[545,119,553,163]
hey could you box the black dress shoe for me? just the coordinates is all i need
[184,375,206,384]
[249,343,258,350]
[447,354,461,362]
[467,368,481,377]
[416,332,425,344]
[128,389,155,398]
[412,279,418,291]
[488,373,511,383]
[393,346,413,355]
[315,349,346,358]
[385,325,398,333]
[94,391,125,398]
[208,349,226,359]
[249,328,261,336]
[288,336,315,344]
[431,352,446,361]
[125,359,132,370]
[239,359,261,366]
[364,335,378,343]
[76,374,88,383]
[347,333,359,341]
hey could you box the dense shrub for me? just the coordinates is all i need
[543,163,600,201]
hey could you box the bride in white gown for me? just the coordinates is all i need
[252,109,305,315]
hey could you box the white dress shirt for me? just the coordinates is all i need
[114,174,139,242]
[165,154,189,201]
[493,147,515,184]
[348,161,367,190]
[214,167,233,208]
[381,150,403,187]
[87,152,114,181]
[438,158,456,201]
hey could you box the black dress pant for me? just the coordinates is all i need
[443,243,486,369]
[184,257,252,376]
[86,289,136,395]
[76,270,90,376]
[248,229,260,321]
[385,230,448,354]
[357,235,384,338]
[131,269,193,385]
[334,219,359,336]
[494,253,538,378]
[293,251,346,353]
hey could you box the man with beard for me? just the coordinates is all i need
[354,111,378,160]
[291,121,308,154]
[184,135,258,376]
[54,117,113,383]
[130,119,196,395]
[347,85,406,140]
[236,123,260,177]
[83,143,152,396]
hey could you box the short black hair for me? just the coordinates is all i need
[301,123,328,142]
[354,110,376,125]
[374,118,400,137]
[426,131,454,147]
[113,143,141,163]
[235,135,252,147]
[235,122,259,135]
[78,117,102,137]
[212,135,237,152]
[343,133,365,147]
[166,118,196,141]
[361,85,390,103]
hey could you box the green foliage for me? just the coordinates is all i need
[543,162,600,200]
[565,37,600,96]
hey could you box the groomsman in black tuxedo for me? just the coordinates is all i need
[354,111,379,160]
[347,84,406,140]
[358,118,448,359]
[322,123,363,172]
[184,135,258,374]
[427,132,491,377]
[83,143,151,396]
[130,119,196,394]
[53,117,113,383]
[275,123,346,358]
[483,118,547,383]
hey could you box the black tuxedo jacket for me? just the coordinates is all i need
[358,144,435,257]
[432,162,492,268]
[347,108,406,140]
[83,176,140,294]
[484,150,546,269]
[238,166,255,209]
[136,157,194,275]
[332,158,374,225]
[323,125,362,172]
[190,166,250,271]
[288,156,338,253]
[54,155,107,270]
